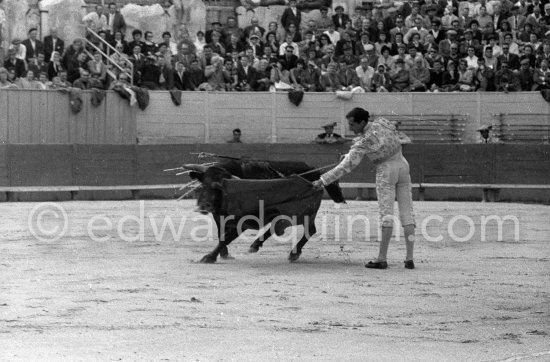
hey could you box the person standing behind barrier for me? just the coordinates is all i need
[312,108,416,270]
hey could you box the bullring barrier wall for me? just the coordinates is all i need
[0,144,548,202]
[1,90,549,144]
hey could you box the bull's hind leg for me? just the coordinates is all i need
[248,229,272,253]
[289,220,317,262]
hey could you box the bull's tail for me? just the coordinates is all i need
[324,181,346,204]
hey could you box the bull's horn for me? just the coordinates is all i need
[182,164,208,172]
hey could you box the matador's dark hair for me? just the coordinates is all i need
[346,108,370,124]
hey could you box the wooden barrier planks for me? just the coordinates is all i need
[493,144,550,184]
[8,145,74,186]
[0,145,8,186]
[421,144,493,184]
[73,145,136,185]
[137,144,198,184]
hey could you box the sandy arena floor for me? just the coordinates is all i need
[0,200,549,361]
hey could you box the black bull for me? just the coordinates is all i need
[184,160,345,263]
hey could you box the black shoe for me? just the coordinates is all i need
[404,260,415,269]
[365,260,388,269]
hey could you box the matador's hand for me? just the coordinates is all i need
[312,180,324,191]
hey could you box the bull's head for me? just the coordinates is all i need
[182,164,234,215]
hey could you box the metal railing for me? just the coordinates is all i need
[79,26,134,85]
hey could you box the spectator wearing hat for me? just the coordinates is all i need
[332,5,350,31]
[22,28,44,63]
[281,0,301,30]
[495,59,519,91]
[315,122,345,144]
[391,58,411,91]
[517,57,534,90]
[371,63,392,91]
[533,59,550,90]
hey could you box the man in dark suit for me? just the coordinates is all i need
[129,44,145,73]
[3,48,26,79]
[22,28,44,62]
[106,2,126,39]
[279,45,298,71]
[497,44,520,70]
[281,0,302,30]
[332,5,350,30]
[172,61,190,90]
[236,55,257,91]
[43,29,65,61]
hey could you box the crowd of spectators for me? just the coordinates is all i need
[1,0,550,92]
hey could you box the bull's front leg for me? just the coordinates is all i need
[200,224,239,264]
[289,219,317,262]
